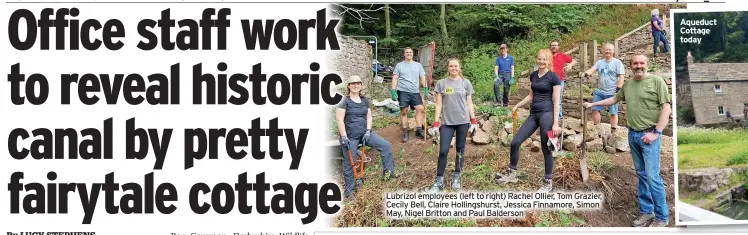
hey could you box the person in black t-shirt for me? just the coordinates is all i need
[336,76,397,199]
[494,49,562,193]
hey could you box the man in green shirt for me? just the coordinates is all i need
[583,55,671,227]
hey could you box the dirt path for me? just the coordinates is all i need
[333,126,675,227]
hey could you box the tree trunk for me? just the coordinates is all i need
[440,4,448,40]
[385,4,391,38]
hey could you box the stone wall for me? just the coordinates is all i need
[370,79,392,101]
[553,23,674,135]
[692,81,748,125]
[330,36,373,96]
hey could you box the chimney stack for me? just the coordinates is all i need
[687,51,695,67]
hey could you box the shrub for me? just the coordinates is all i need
[727,149,748,166]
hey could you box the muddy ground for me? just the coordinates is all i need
[330,125,675,227]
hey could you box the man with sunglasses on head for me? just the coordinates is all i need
[550,39,576,121]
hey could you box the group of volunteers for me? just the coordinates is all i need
[334,9,672,227]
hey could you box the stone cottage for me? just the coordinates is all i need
[686,52,748,125]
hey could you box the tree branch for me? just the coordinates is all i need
[331,4,393,28]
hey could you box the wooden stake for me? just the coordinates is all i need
[580,73,590,182]
[423,94,428,140]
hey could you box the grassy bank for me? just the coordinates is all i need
[677,127,748,170]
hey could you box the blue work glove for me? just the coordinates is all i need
[340,135,350,147]
[495,74,500,80]
[510,76,515,85]
[391,89,398,101]
[363,130,372,143]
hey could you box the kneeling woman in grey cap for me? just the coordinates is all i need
[336,75,397,199]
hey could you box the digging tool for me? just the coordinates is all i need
[512,110,518,135]
[579,73,590,182]
[423,93,428,140]
[346,140,367,185]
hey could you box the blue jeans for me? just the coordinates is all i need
[653,31,669,54]
[494,72,511,105]
[558,80,565,119]
[340,133,395,197]
[592,89,619,115]
[628,127,668,222]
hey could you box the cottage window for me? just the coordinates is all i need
[714,85,722,94]
[718,106,725,115]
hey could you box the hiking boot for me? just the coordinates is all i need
[632,213,655,227]
[537,178,553,193]
[416,127,425,139]
[402,129,409,143]
[383,170,398,180]
[345,191,355,201]
[428,176,444,192]
[649,219,668,227]
[451,172,462,191]
[494,168,518,185]
[355,179,364,189]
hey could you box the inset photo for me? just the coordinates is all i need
[674,10,748,225]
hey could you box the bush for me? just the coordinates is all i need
[727,149,748,166]
[677,104,696,125]
[462,44,500,102]
[476,105,511,117]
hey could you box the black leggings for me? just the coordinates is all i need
[437,123,469,177]
[510,111,554,180]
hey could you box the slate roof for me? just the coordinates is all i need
[689,63,748,82]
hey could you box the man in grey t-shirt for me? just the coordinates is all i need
[391,47,427,142]
[582,43,625,131]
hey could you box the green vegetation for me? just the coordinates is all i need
[339,4,668,103]
[677,127,748,169]
[535,210,586,227]
[476,105,511,117]
[588,151,614,172]
[373,114,400,129]
[463,164,500,189]
[675,12,748,67]
[726,149,748,166]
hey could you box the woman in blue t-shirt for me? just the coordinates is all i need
[427,58,477,192]
[335,76,396,199]
[494,49,562,193]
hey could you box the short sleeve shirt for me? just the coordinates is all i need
[435,78,475,125]
[614,75,671,130]
[495,54,515,73]
[394,61,426,93]
[336,97,371,139]
[594,58,625,96]
[552,52,574,81]
[530,71,562,114]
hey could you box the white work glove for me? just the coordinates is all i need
[468,118,478,135]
